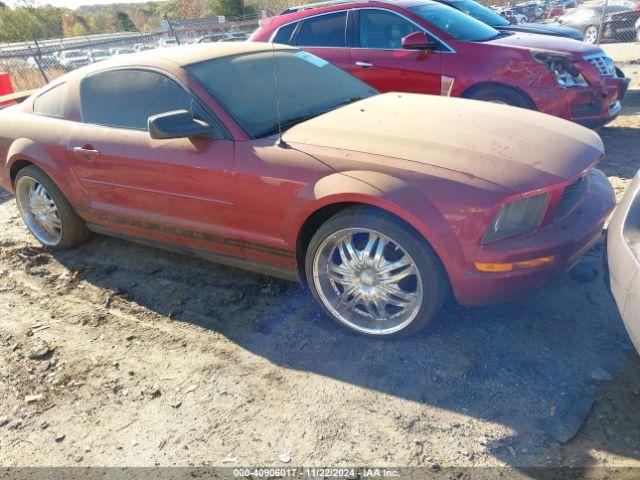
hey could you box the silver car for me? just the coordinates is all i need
[607,171,640,355]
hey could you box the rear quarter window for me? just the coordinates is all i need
[273,22,298,44]
[33,83,68,118]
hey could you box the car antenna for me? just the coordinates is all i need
[270,42,288,148]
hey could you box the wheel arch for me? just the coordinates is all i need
[460,81,537,110]
[6,138,80,205]
[290,171,461,289]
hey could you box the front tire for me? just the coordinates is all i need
[305,207,448,338]
[14,166,90,249]
[467,86,534,109]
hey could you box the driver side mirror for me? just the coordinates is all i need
[148,109,213,139]
[401,31,439,50]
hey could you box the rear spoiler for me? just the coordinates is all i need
[0,90,35,109]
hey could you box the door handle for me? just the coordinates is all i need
[355,61,374,68]
[73,146,101,160]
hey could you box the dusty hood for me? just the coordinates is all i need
[284,93,603,194]
[487,32,601,58]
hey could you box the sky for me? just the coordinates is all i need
[4,0,151,9]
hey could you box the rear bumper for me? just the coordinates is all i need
[450,169,615,305]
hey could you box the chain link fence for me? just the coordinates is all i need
[0,2,638,94]
[486,0,639,65]
[0,15,260,93]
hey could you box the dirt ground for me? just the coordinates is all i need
[1,70,640,474]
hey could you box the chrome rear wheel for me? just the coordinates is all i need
[15,176,63,246]
[312,228,423,336]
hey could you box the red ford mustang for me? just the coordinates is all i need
[250,0,630,128]
[0,43,615,337]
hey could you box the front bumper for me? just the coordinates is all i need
[450,169,615,306]
[532,73,629,129]
[607,171,640,354]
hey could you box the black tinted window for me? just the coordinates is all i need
[33,83,67,118]
[358,10,420,49]
[296,12,347,47]
[273,22,297,44]
[80,69,195,130]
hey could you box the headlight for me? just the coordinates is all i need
[532,51,588,88]
[482,193,549,244]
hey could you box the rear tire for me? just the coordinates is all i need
[305,206,448,339]
[14,166,90,249]
[467,86,534,109]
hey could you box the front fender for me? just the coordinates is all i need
[285,170,464,281]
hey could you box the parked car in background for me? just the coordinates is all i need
[158,38,179,47]
[109,48,136,56]
[133,43,154,52]
[545,4,566,18]
[253,0,629,127]
[90,50,110,63]
[500,8,528,22]
[0,43,616,338]
[607,171,640,356]
[220,31,250,41]
[26,55,60,69]
[197,33,226,43]
[556,3,640,43]
[56,50,91,70]
[435,0,583,40]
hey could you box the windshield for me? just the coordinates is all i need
[187,50,377,138]
[409,3,501,41]
[446,0,511,26]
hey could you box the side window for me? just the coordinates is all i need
[273,22,297,45]
[358,10,421,49]
[33,83,68,118]
[296,12,347,47]
[80,69,204,130]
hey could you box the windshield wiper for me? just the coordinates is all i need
[256,113,320,139]
[256,97,366,139]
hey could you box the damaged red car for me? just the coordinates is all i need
[0,43,615,337]
[251,0,630,128]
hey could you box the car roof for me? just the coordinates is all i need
[81,43,296,73]
[279,0,435,16]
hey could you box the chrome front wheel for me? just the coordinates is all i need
[15,176,63,246]
[312,228,424,336]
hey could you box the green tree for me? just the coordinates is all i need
[0,1,7,9]
[210,0,246,17]
[113,10,137,31]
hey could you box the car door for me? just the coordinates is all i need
[68,68,243,258]
[292,11,352,71]
[351,8,443,95]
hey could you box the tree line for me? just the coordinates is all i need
[0,0,272,43]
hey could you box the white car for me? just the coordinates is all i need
[607,170,640,355]
[109,48,136,56]
[90,50,110,63]
[158,38,179,48]
[57,50,91,70]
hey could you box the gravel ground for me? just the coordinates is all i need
[0,69,639,472]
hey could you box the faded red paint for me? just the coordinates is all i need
[0,45,616,306]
